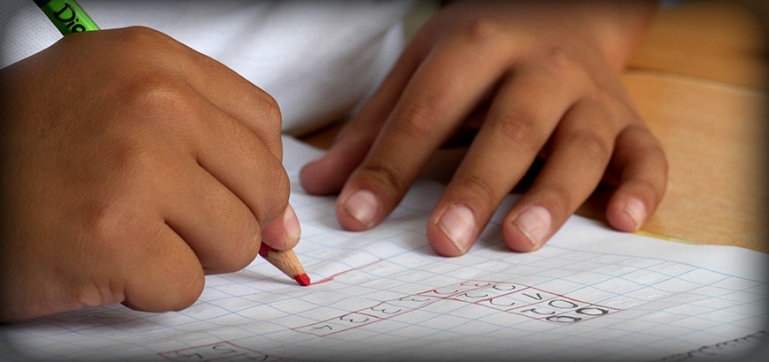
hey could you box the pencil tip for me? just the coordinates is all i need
[295,273,311,286]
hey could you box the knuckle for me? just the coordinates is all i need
[393,103,438,141]
[273,170,291,211]
[569,130,613,165]
[583,88,613,105]
[113,26,178,55]
[113,141,164,180]
[457,174,498,207]
[118,74,191,116]
[83,200,150,269]
[256,167,291,226]
[104,32,196,119]
[75,280,117,308]
[358,162,408,195]
[493,111,542,153]
[107,27,180,66]
[258,92,283,133]
[84,155,164,246]
[84,198,136,249]
[460,18,504,46]
[118,26,166,42]
[539,45,578,75]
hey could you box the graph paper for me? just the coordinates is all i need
[1,137,767,362]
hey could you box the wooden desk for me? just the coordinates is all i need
[614,0,767,252]
[628,1,767,90]
[301,1,768,252]
[580,72,768,252]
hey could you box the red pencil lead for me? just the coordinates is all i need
[295,273,311,287]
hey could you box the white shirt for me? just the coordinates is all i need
[1,0,415,135]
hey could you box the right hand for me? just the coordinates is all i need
[0,27,297,322]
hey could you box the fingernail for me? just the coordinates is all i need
[623,198,646,231]
[343,190,379,227]
[438,205,475,254]
[514,206,551,248]
[284,204,301,242]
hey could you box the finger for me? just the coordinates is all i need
[261,204,302,251]
[605,125,668,232]
[107,78,290,310]
[121,222,206,313]
[426,68,578,256]
[185,52,284,159]
[104,99,276,275]
[335,30,512,231]
[300,33,427,196]
[163,163,263,275]
[501,96,620,252]
[174,88,291,230]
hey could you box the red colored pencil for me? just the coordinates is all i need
[258,244,311,286]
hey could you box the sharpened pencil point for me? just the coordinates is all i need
[295,273,311,286]
[259,243,309,286]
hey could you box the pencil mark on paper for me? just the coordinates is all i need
[293,280,620,337]
[311,259,384,285]
[159,342,282,362]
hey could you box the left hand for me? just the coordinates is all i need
[300,0,667,256]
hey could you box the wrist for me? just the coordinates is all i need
[577,1,660,70]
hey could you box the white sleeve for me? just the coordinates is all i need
[1,0,415,136]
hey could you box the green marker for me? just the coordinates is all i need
[34,0,99,35]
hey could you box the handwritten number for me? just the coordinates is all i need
[370,306,401,315]
[492,284,517,291]
[461,292,489,299]
[173,351,204,360]
[546,315,582,324]
[489,298,516,307]
[576,307,609,316]
[548,299,578,309]
[211,344,238,355]
[521,308,555,316]
[340,314,369,324]
[523,292,543,301]
[294,281,614,339]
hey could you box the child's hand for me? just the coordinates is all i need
[0,27,297,322]
[300,1,666,256]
